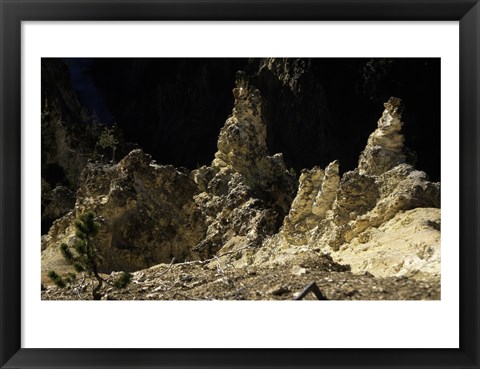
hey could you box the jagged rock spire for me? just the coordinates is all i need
[358,97,406,176]
[212,71,267,174]
[212,71,293,189]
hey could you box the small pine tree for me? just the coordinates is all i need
[48,211,131,300]
[97,126,119,162]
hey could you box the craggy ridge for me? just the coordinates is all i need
[41,61,441,300]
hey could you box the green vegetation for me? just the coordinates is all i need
[97,125,119,162]
[113,272,132,289]
[47,271,66,288]
[48,211,131,300]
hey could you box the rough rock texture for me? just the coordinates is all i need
[41,59,137,234]
[332,207,440,279]
[281,160,340,241]
[41,72,441,299]
[193,74,297,260]
[42,75,296,276]
[41,59,93,187]
[252,97,440,280]
[212,72,293,188]
[42,149,207,273]
[191,169,281,260]
[358,97,406,176]
[41,179,75,239]
[312,161,340,218]
[257,58,311,95]
[88,58,440,179]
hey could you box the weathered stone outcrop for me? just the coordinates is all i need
[358,97,406,176]
[41,179,75,238]
[42,76,297,275]
[41,59,93,188]
[41,60,137,235]
[212,72,293,188]
[42,149,207,273]
[252,97,440,279]
[41,59,443,300]
[41,74,440,291]
[191,169,282,261]
[332,207,440,279]
[89,58,440,181]
[280,161,339,245]
[311,161,340,218]
[194,73,297,261]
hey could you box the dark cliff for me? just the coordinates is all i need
[89,57,440,179]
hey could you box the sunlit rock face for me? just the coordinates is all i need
[42,74,297,273]
[41,59,442,299]
[358,97,406,176]
[212,72,294,188]
[42,149,207,273]
[252,97,440,279]
[41,57,441,284]
[212,73,267,175]
[281,160,340,244]
[332,207,440,279]
[194,72,297,260]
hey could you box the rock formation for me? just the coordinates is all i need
[358,97,406,176]
[212,72,292,186]
[42,149,207,273]
[66,58,441,182]
[42,73,296,275]
[41,59,137,234]
[252,97,440,279]
[41,179,75,237]
[191,73,297,260]
[41,63,441,299]
[41,59,92,187]
[41,60,94,234]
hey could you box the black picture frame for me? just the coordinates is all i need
[1,1,479,368]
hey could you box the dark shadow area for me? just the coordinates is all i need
[43,58,440,181]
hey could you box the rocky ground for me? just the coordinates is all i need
[41,251,440,301]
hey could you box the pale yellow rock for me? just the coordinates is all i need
[312,160,340,219]
[42,149,207,273]
[256,97,441,280]
[292,265,307,276]
[280,160,340,246]
[358,97,406,176]
[331,208,440,279]
[284,167,324,226]
[193,73,296,262]
[211,72,292,189]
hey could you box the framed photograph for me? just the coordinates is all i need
[1,0,479,368]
